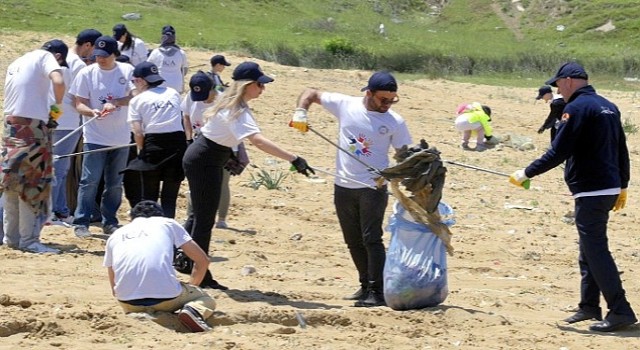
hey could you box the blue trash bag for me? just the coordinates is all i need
[383,200,455,310]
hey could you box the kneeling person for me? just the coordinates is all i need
[103,200,215,332]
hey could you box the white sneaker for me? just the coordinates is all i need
[23,242,61,254]
[74,225,92,238]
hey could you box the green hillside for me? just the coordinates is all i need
[2,0,640,82]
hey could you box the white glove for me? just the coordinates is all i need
[289,108,309,133]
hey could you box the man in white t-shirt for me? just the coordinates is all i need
[1,40,67,253]
[293,71,412,307]
[104,200,215,332]
[49,29,102,225]
[69,36,135,238]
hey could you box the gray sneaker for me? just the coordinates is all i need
[74,225,92,238]
[103,224,121,235]
[23,242,61,254]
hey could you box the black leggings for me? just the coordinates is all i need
[182,136,232,254]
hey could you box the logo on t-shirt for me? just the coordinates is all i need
[348,133,372,157]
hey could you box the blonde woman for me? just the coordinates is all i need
[181,61,314,290]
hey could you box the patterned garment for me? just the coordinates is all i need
[0,117,53,214]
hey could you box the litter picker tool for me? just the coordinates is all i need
[307,125,382,175]
[53,110,110,147]
[54,143,136,160]
[444,160,530,189]
[311,167,377,190]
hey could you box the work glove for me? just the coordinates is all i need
[613,188,627,211]
[289,108,309,133]
[485,135,499,145]
[49,104,62,121]
[509,169,531,190]
[290,156,315,177]
[537,126,545,134]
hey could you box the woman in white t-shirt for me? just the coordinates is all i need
[181,62,314,290]
[113,24,148,66]
[146,25,188,93]
[127,62,187,218]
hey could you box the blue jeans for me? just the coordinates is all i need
[52,129,81,217]
[73,143,128,227]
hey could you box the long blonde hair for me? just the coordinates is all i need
[202,80,254,123]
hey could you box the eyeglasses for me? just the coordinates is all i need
[373,94,400,105]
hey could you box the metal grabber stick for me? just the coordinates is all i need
[307,125,382,175]
[444,160,530,189]
[311,167,377,190]
[54,143,136,160]
[53,110,110,147]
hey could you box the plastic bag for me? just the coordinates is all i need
[383,201,455,310]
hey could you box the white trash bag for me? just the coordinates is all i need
[383,201,454,310]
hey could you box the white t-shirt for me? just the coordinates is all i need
[320,92,412,188]
[180,93,215,133]
[103,216,192,301]
[199,107,260,148]
[128,86,184,134]
[146,47,188,93]
[69,62,135,146]
[50,52,86,130]
[4,49,62,121]
[118,37,148,66]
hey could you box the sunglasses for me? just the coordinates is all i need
[255,82,264,88]
[373,94,400,105]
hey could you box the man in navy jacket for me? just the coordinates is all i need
[510,62,636,332]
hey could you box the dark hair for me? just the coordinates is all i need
[130,200,164,219]
[481,105,492,117]
[121,30,135,51]
[148,80,164,88]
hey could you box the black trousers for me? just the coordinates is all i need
[334,184,389,292]
[182,136,231,255]
[575,195,635,317]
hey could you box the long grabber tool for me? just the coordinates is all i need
[444,160,530,189]
[53,110,111,147]
[312,167,377,190]
[307,125,382,175]
[54,143,136,160]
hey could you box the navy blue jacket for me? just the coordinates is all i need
[525,85,630,194]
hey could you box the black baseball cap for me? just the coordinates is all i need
[210,54,231,66]
[361,71,397,92]
[545,62,589,87]
[162,25,175,35]
[93,36,119,57]
[536,85,552,100]
[42,39,68,67]
[232,61,274,83]
[133,62,165,84]
[189,71,214,101]
[76,29,102,45]
[113,24,127,40]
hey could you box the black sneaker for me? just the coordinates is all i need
[200,278,229,290]
[342,287,366,301]
[354,290,386,307]
[177,305,211,332]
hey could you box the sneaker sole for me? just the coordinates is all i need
[177,311,211,332]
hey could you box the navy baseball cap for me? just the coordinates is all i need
[545,62,589,87]
[93,36,119,57]
[189,71,214,101]
[361,71,397,92]
[42,39,68,67]
[112,24,127,40]
[232,61,274,83]
[210,54,231,66]
[162,25,175,35]
[536,85,552,100]
[76,29,102,45]
[133,62,164,84]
